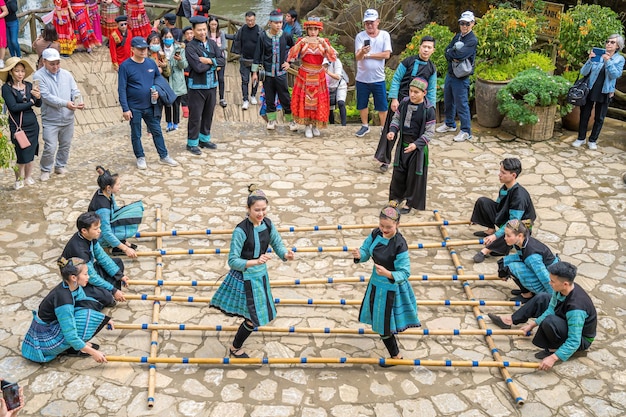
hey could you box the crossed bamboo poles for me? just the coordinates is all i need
[123,209,528,407]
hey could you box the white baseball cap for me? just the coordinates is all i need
[363,9,379,22]
[42,48,61,61]
[459,11,475,22]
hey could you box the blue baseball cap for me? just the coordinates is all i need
[131,36,149,48]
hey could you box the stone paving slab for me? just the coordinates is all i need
[1,47,625,417]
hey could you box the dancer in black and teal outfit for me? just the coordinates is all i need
[22,257,113,363]
[88,166,143,257]
[352,204,420,365]
[210,185,295,358]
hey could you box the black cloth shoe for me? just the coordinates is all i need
[511,289,522,296]
[64,348,89,357]
[473,251,487,263]
[488,313,512,329]
[121,240,138,250]
[90,343,100,350]
[229,348,250,358]
[380,163,388,172]
[473,231,489,237]
[399,207,411,215]
[111,247,125,256]
[535,349,552,360]
[510,295,533,304]
[199,141,217,149]
[186,145,202,155]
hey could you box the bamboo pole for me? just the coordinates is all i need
[134,239,483,257]
[434,210,525,406]
[124,294,521,307]
[127,273,501,287]
[105,355,539,369]
[134,220,471,238]
[113,323,526,336]
[147,207,164,408]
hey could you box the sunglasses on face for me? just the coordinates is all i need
[459,21,471,26]
[606,39,616,44]
[119,23,128,26]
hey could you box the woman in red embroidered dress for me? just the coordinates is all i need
[53,0,76,55]
[287,17,336,138]
[125,0,151,39]
[100,0,120,40]
[70,0,99,51]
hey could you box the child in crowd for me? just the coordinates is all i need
[88,166,143,257]
[387,77,435,214]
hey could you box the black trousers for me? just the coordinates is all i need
[374,107,396,165]
[511,292,550,324]
[577,96,610,143]
[239,62,258,101]
[165,96,181,124]
[470,197,513,255]
[188,88,217,139]
[217,66,225,100]
[533,314,592,352]
[264,74,291,115]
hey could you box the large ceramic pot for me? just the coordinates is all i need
[561,105,595,131]
[515,105,558,141]
[475,77,510,128]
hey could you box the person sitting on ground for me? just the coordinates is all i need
[88,166,143,257]
[387,77,435,214]
[520,261,597,371]
[21,257,113,363]
[352,203,420,366]
[470,157,536,263]
[495,219,558,304]
[61,212,128,309]
[210,185,295,358]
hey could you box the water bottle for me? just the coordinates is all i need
[74,93,83,106]
[150,86,157,104]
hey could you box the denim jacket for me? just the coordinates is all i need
[580,53,625,95]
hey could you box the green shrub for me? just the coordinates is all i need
[400,22,453,78]
[475,52,554,81]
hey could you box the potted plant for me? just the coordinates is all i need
[497,68,572,141]
[557,4,623,131]
[473,6,539,128]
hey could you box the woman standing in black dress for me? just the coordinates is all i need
[0,57,41,190]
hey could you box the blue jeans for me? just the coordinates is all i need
[443,75,471,135]
[6,20,21,57]
[129,107,168,159]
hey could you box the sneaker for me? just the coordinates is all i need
[136,157,147,170]
[173,124,178,130]
[572,139,585,148]
[186,145,202,155]
[219,99,227,108]
[305,125,313,138]
[267,120,276,130]
[355,125,370,137]
[198,141,217,149]
[242,100,250,110]
[166,122,174,132]
[159,156,179,167]
[289,121,298,131]
[14,180,24,190]
[435,124,457,133]
[182,106,189,118]
[312,127,321,137]
[40,172,51,181]
[54,167,68,175]
[588,142,598,150]
[250,96,258,105]
[25,177,36,185]
[453,131,471,142]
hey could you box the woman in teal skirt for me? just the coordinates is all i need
[21,257,113,363]
[210,185,295,358]
[352,204,420,365]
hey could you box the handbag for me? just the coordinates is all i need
[8,112,30,149]
[257,64,266,83]
[567,74,590,107]
[452,58,473,78]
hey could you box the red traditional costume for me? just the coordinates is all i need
[53,0,77,55]
[125,0,151,39]
[70,0,99,50]
[100,0,121,40]
[108,23,132,70]
[287,19,336,129]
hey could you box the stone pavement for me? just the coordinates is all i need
[0,47,625,417]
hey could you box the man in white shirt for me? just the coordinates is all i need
[354,9,392,138]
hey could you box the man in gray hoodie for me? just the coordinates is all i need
[33,48,84,181]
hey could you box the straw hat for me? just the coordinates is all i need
[0,57,35,83]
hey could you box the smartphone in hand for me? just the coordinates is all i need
[1,381,20,411]
[364,39,370,47]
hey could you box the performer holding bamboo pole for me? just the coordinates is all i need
[352,203,420,366]
[210,185,295,358]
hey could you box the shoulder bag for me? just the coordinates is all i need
[452,58,473,78]
[8,112,30,149]
[567,74,590,107]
